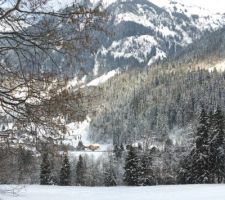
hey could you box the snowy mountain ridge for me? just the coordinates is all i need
[91,0,225,75]
[34,0,225,78]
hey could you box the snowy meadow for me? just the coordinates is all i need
[1,185,225,200]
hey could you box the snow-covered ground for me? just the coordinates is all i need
[63,117,113,159]
[209,59,225,72]
[1,185,225,200]
[87,69,119,87]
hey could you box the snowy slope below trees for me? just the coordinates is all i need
[2,185,225,200]
[87,69,120,87]
[208,59,225,72]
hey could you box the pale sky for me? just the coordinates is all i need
[150,0,225,13]
[48,0,225,13]
[177,0,225,13]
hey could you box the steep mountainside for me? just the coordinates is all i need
[85,27,225,145]
[21,0,225,79]
[93,0,225,75]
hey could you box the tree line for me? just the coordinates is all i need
[178,107,225,184]
[37,107,225,186]
[1,106,225,186]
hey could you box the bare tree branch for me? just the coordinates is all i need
[0,0,107,144]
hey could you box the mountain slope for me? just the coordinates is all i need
[22,0,225,78]
[85,26,225,145]
[92,0,225,75]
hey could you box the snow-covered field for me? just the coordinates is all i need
[1,185,225,200]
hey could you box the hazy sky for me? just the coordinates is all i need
[48,0,225,13]
[177,0,225,13]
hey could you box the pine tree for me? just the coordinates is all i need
[192,108,211,183]
[17,146,33,184]
[76,155,86,186]
[76,140,85,151]
[209,107,225,183]
[104,167,117,186]
[104,153,117,186]
[40,152,52,185]
[177,153,193,184]
[178,108,211,184]
[59,154,71,186]
[162,138,177,184]
[114,144,123,159]
[140,150,155,185]
[124,146,141,186]
[120,143,125,151]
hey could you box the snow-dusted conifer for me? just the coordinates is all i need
[178,108,210,184]
[124,146,142,186]
[59,154,71,186]
[76,155,86,186]
[40,152,52,185]
[209,107,225,183]
[140,150,155,185]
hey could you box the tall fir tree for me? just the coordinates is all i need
[124,146,142,186]
[17,146,33,184]
[40,152,52,185]
[178,108,211,184]
[114,144,124,159]
[162,139,177,184]
[104,166,117,186]
[104,153,117,186]
[177,153,194,184]
[59,154,71,186]
[209,107,225,183]
[120,144,125,151]
[76,155,86,186]
[140,150,155,185]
